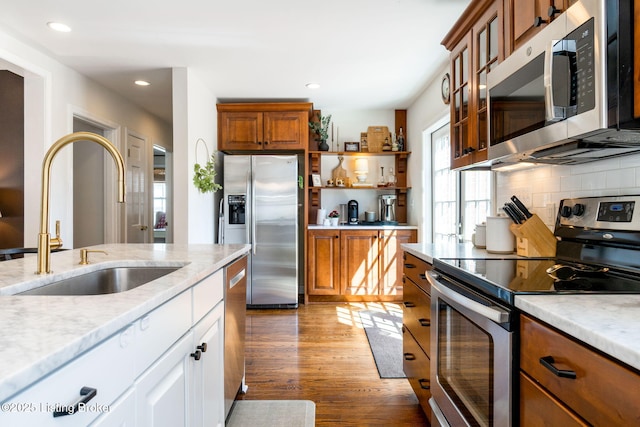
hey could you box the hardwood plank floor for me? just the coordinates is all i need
[237,302,430,426]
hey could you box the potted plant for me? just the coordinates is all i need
[309,112,332,151]
[328,209,340,226]
[193,153,223,194]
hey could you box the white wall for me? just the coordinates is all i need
[406,60,451,242]
[172,68,218,244]
[0,25,172,248]
[496,155,640,228]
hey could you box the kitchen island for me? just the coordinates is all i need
[0,243,249,425]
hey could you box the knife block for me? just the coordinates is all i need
[509,214,557,257]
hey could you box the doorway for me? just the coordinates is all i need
[72,118,108,248]
[153,146,167,243]
[126,131,150,243]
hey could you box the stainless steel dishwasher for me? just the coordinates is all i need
[224,255,247,419]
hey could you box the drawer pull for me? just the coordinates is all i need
[405,263,416,269]
[403,352,416,361]
[419,273,427,280]
[191,350,202,361]
[419,318,431,327]
[197,342,208,352]
[418,378,431,390]
[540,356,577,379]
[53,386,97,417]
[403,302,416,308]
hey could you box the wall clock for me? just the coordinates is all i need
[441,73,451,105]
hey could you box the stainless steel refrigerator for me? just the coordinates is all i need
[222,155,299,308]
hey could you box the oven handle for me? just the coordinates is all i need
[427,271,510,324]
[429,398,450,427]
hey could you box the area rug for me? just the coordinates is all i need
[358,308,406,378]
[226,400,316,427]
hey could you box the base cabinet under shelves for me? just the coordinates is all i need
[307,228,416,302]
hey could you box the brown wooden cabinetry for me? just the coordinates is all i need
[307,228,416,302]
[402,252,433,419]
[442,0,503,169]
[217,103,312,152]
[519,314,640,426]
[505,0,577,55]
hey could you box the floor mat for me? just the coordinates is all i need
[358,308,405,378]
[227,400,316,427]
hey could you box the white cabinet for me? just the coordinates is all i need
[0,264,231,427]
[0,327,135,426]
[135,332,193,427]
[190,302,225,427]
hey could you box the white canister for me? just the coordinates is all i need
[472,222,487,248]
[317,209,327,225]
[486,216,515,254]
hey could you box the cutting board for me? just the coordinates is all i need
[332,156,348,184]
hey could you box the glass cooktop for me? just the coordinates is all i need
[434,257,640,305]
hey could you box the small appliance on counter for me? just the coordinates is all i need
[379,194,398,224]
[348,200,359,224]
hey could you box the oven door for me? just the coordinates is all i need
[427,270,514,427]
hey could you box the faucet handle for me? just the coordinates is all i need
[79,249,108,265]
[50,220,63,249]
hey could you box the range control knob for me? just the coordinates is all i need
[572,203,586,217]
[561,205,573,218]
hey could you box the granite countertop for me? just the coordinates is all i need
[0,243,250,402]
[401,242,640,372]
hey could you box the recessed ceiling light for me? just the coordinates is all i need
[135,80,151,86]
[47,22,71,33]
[305,83,320,89]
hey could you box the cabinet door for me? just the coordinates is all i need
[263,111,307,150]
[89,387,136,427]
[379,229,416,296]
[136,332,192,427]
[191,303,224,427]
[450,33,472,169]
[509,0,565,53]
[340,230,379,295]
[307,229,341,295]
[218,111,264,151]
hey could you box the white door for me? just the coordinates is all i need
[126,132,149,243]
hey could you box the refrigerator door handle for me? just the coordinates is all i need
[245,169,251,249]
[249,164,257,256]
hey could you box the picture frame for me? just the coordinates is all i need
[344,142,360,152]
[310,173,322,187]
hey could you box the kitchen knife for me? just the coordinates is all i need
[506,201,527,223]
[502,203,521,224]
[511,195,533,218]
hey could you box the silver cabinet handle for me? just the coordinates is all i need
[229,268,246,289]
[426,271,510,324]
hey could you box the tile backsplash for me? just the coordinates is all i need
[496,153,640,227]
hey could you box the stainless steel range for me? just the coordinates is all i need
[427,195,640,427]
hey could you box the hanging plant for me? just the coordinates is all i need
[193,139,222,194]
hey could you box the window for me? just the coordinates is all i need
[431,123,492,243]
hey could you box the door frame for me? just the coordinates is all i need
[69,107,123,244]
[125,128,152,243]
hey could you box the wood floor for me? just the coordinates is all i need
[237,302,430,426]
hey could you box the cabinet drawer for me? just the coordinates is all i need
[403,252,430,293]
[134,290,192,378]
[0,329,135,426]
[402,327,431,419]
[520,314,640,426]
[402,279,431,357]
[193,269,224,325]
[519,371,587,427]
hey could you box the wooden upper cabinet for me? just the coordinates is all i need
[442,0,503,169]
[505,0,576,55]
[217,103,312,152]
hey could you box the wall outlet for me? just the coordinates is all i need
[542,203,556,225]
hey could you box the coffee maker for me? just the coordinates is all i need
[379,194,397,223]
[348,200,359,224]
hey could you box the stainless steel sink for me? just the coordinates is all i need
[20,266,180,296]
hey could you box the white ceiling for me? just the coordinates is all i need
[0,0,470,123]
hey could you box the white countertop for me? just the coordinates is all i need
[308,224,418,230]
[401,242,640,372]
[0,243,250,402]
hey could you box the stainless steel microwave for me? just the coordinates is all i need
[487,0,640,165]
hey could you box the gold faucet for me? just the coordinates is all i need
[37,132,126,274]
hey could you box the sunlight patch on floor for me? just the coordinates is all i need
[335,302,402,329]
